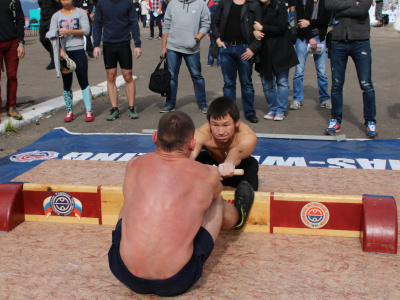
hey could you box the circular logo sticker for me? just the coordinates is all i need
[10,150,59,163]
[50,192,75,216]
[301,202,330,229]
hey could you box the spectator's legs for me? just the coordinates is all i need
[61,70,73,111]
[236,44,255,117]
[330,41,349,124]
[293,38,308,103]
[67,49,91,111]
[142,14,147,27]
[313,36,330,103]
[149,12,155,37]
[106,68,118,108]
[260,73,277,113]
[4,39,19,111]
[165,49,183,107]
[350,40,376,125]
[122,68,136,108]
[183,52,207,108]
[219,44,238,101]
[156,15,163,38]
[274,69,290,114]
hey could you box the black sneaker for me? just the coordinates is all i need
[46,61,55,70]
[232,181,255,230]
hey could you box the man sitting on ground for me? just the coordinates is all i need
[190,97,259,191]
[108,111,255,297]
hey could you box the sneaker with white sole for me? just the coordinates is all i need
[324,118,341,135]
[85,111,94,122]
[199,106,208,114]
[64,111,74,122]
[320,100,332,109]
[128,107,139,119]
[106,107,121,121]
[263,111,276,120]
[366,121,378,138]
[290,101,301,110]
[274,113,285,121]
[159,105,176,113]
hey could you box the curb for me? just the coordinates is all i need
[0,75,135,134]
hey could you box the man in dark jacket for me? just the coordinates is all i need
[211,0,262,123]
[0,0,25,122]
[290,0,331,111]
[38,0,62,70]
[325,0,378,138]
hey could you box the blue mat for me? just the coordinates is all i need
[1,127,399,183]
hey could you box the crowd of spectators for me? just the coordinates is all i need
[1,0,379,138]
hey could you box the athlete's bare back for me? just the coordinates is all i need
[119,150,221,280]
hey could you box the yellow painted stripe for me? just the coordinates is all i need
[273,227,361,238]
[25,215,99,224]
[23,183,98,193]
[273,193,362,204]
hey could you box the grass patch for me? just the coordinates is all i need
[3,120,18,133]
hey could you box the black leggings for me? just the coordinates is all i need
[62,49,89,91]
[196,151,259,191]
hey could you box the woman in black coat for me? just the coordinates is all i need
[254,0,298,121]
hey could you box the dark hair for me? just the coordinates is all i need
[207,97,240,123]
[157,111,195,152]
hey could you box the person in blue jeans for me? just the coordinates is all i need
[211,0,262,123]
[160,0,210,113]
[325,0,378,138]
[253,0,298,121]
[291,0,331,111]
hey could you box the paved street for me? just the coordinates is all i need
[1,25,400,159]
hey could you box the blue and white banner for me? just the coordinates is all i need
[0,127,399,183]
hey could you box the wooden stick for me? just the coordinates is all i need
[234,169,244,176]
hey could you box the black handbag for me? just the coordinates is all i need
[149,57,171,97]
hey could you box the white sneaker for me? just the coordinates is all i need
[290,101,301,110]
[273,113,285,121]
[264,112,276,120]
[320,100,332,109]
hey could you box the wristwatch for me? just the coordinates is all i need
[195,38,200,44]
[18,40,25,46]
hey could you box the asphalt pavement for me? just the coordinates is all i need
[1,25,399,159]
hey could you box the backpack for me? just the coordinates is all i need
[149,57,171,97]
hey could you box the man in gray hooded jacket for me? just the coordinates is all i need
[160,0,210,113]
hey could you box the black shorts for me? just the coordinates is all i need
[108,219,214,297]
[103,44,132,70]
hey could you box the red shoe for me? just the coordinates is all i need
[64,111,74,122]
[85,111,94,122]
